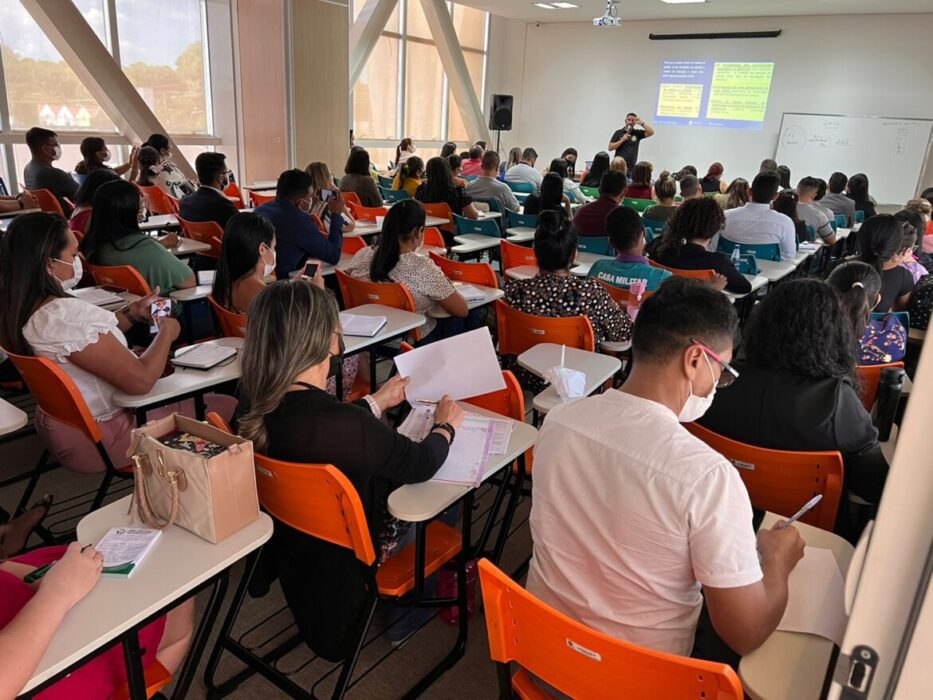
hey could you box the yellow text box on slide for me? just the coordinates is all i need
[657,83,703,118]
[706,62,774,122]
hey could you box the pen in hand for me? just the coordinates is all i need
[776,494,823,529]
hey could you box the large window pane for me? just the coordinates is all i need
[451,3,486,50]
[405,42,443,140]
[405,0,432,41]
[352,0,399,33]
[447,51,485,144]
[362,147,395,173]
[0,0,115,131]
[115,0,210,135]
[353,35,399,140]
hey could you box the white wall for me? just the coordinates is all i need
[486,13,933,199]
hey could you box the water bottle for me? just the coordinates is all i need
[730,245,741,265]
[874,366,905,441]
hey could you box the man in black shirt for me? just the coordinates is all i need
[608,112,655,173]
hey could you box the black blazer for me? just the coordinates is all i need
[656,243,752,294]
[178,186,238,228]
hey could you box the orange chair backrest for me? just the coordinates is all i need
[223,182,246,209]
[342,237,368,255]
[137,185,178,216]
[684,422,843,531]
[423,227,446,249]
[500,239,537,271]
[178,217,224,258]
[335,269,416,312]
[206,411,233,433]
[478,559,744,700]
[311,213,326,232]
[5,350,102,443]
[207,295,247,338]
[88,264,152,297]
[421,202,453,232]
[594,278,654,307]
[649,260,716,282]
[250,190,275,207]
[341,191,362,207]
[496,300,595,357]
[26,188,65,217]
[347,202,388,222]
[855,362,905,411]
[429,252,499,289]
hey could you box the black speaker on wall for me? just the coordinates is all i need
[489,94,513,131]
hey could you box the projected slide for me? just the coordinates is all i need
[655,60,774,129]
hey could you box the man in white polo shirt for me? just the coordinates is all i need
[526,277,804,659]
[721,171,797,261]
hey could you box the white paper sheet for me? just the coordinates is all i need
[398,408,499,486]
[488,418,514,455]
[454,283,487,301]
[393,327,505,404]
[339,312,388,337]
[71,286,125,306]
[777,546,848,645]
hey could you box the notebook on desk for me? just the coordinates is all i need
[171,343,238,370]
[71,286,126,307]
[454,283,487,302]
[339,312,387,337]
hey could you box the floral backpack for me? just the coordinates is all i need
[859,314,907,365]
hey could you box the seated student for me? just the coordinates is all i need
[212,212,277,314]
[140,133,197,199]
[339,148,382,207]
[894,208,932,277]
[905,198,933,245]
[73,137,136,185]
[643,171,678,223]
[714,178,750,211]
[439,141,457,159]
[415,157,480,222]
[460,144,484,176]
[759,158,778,174]
[700,279,889,538]
[178,152,239,229]
[81,180,196,293]
[548,158,588,204]
[466,151,521,213]
[625,161,655,200]
[68,168,120,235]
[504,211,633,346]
[572,169,627,237]
[1,541,194,700]
[392,137,416,173]
[609,156,628,178]
[822,171,857,226]
[447,154,470,189]
[579,151,610,189]
[722,171,796,261]
[505,147,543,193]
[523,172,572,221]
[305,160,356,235]
[678,173,702,201]
[527,276,804,659]
[392,156,424,198]
[504,146,522,174]
[776,165,792,192]
[796,176,836,244]
[674,164,698,181]
[345,200,470,343]
[847,173,877,220]
[854,214,914,311]
[772,191,809,244]
[656,198,752,295]
[0,190,38,215]
[700,162,727,194]
[254,169,346,278]
[813,178,836,220]
[588,206,672,292]
[560,147,579,180]
[235,281,463,652]
[22,127,78,215]
[827,262,906,366]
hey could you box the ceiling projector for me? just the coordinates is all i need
[594,0,622,27]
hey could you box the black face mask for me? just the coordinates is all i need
[326,336,346,379]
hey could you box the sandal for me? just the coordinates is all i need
[0,495,54,559]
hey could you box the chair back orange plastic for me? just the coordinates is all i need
[137,185,179,216]
[684,422,843,531]
[342,237,368,255]
[855,362,905,411]
[25,188,65,217]
[421,202,454,232]
[223,182,247,209]
[336,270,419,340]
[178,217,224,258]
[648,260,717,282]
[347,202,388,222]
[496,300,594,357]
[113,660,172,700]
[249,190,275,207]
[429,252,499,288]
[207,295,248,338]
[500,239,537,271]
[88,264,152,297]
[423,227,446,248]
[341,191,362,207]
[594,278,654,307]
[478,559,744,700]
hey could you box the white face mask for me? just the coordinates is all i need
[678,353,717,423]
[51,145,62,161]
[262,246,276,278]
[53,256,82,290]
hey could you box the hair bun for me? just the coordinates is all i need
[658,170,671,181]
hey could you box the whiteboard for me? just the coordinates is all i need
[774,113,933,205]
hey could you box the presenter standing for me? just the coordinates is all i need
[609,113,655,174]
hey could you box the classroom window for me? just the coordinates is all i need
[353,35,400,141]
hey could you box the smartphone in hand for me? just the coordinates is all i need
[303,261,320,279]
[149,298,173,333]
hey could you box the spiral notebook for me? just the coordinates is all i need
[171,343,238,370]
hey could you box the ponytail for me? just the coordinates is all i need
[655,171,676,200]
[856,214,902,273]
[370,199,426,282]
[398,156,423,185]
[826,261,882,343]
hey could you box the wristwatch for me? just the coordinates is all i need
[432,422,456,444]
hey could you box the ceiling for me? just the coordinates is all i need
[456,0,933,23]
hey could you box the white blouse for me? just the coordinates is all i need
[23,297,129,421]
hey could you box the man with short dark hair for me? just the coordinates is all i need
[460,145,484,176]
[608,112,655,173]
[722,171,796,261]
[587,206,672,291]
[466,151,520,213]
[178,152,239,228]
[505,147,543,193]
[797,176,836,245]
[572,170,627,237]
[254,168,345,278]
[679,174,702,200]
[527,276,804,659]
[23,126,78,214]
[821,171,856,227]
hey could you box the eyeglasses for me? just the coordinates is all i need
[690,337,739,388]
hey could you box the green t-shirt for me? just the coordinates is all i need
[94,232,193,293]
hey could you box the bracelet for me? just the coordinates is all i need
[363,394,382,419]
[432,422,456,444]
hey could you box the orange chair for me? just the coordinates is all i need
[25,188,65,217]
[500,239,537,272]
[478,559,744,700]
[178,217,224,259]
[423,226,447,249]
[421,202,454,232]
[311,213,326,232]
[856,361,905,411]
[335,269,421,342]
[5,351,133,517]
[88,264,152,297]
[648,260,717,282]
[496,300,595,357]
[340,190,362,207]
[223,181,247,209]
[113,660,172,700]
[685,422,843,531]
[202,417,463,700]
[249,190,275,207]
[137,185,180,216]
[207,295,247,338]
[342,237,368,255]
[429,252,499,288]
[347,202,388,222]
[595,278,654,308]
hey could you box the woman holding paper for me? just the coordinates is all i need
[237,280,464,649]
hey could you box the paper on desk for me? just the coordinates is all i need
[454,283,487,302]
[393,327,505,404]
[71,286,125,306]
[799,242,820,252]
[777,546,848,645]
[397,407,495,486]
